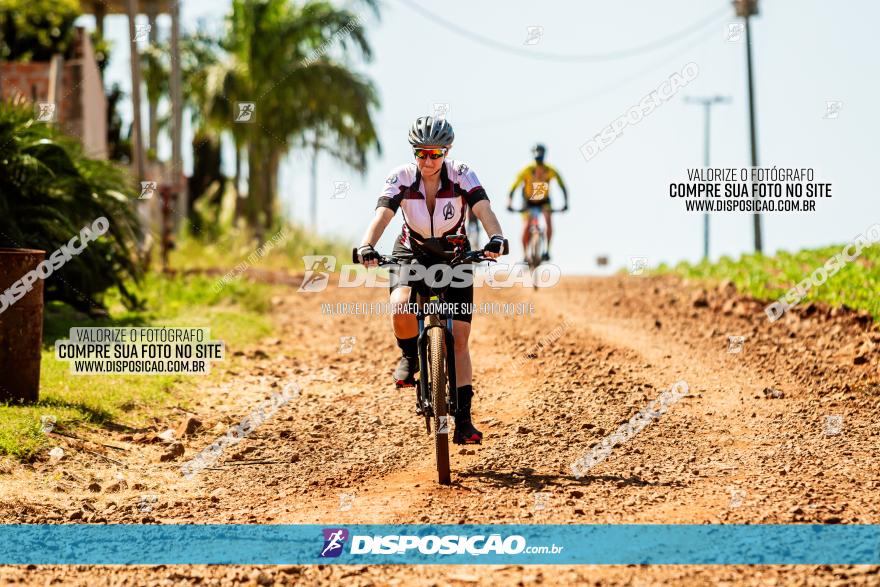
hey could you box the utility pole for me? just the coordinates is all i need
[685,96,730,260]
[734,0,762,252]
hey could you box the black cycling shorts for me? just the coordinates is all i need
[388,262,474,323]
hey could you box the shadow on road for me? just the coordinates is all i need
[456,467,686,489]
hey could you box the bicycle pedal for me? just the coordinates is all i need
[395,379,416,389]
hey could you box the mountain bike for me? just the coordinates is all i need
[512,205,564,287]
[352,235,507,484]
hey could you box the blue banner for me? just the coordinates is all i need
[2,524,879,565]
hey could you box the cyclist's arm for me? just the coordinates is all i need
[471,200,502,239]
[507,170,526,208]
[553,167,569,209]
[360,207,394,248]
[364,167,408,247]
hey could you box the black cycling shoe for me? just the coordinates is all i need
[541,251,550,261]
[394,355,418,388]
[452,385,482,445]
[453,419,483,445]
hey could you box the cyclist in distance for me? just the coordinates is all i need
[506,144,569,261]
[356,115,507,445]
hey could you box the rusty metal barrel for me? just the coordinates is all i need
[0,248,46,404]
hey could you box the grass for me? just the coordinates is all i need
[657,243,880,320]
[169,222,352,273]
[0,226,338,461]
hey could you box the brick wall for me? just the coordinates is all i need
[0,27,107,158]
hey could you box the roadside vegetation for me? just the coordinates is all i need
[0,254,277,460]
[659,244,880,321]
[0,0,379,460]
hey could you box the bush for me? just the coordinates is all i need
[0,99,143,314]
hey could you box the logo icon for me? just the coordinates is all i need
[530,182,549,201]
[629,256,648,276]
[338,336,356,354]
[533,491,550,511]
[727,486,746,508]
[138,494,158,513]
[524,25,544,46]
[457,163,469,175]
[437,415,450,434]
[40,415,57,434]
[298,255,336,292]
[442,201,455,220]
[823,100,843,120]
[133,23,152,42]
[139,181,158,200]
[824,415,843,436]
[320,528,349,558]
[726,23,744,42]
[385,174,399,185]
[432,102,450,120]
[35,102,56,122]
[338,493,355,512]
[727,335,745,354]
[234,102,256,123]
[331,181,351,199]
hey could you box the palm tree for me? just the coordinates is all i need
[221,0,381,236]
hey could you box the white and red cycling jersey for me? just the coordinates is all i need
[377,159,489,259]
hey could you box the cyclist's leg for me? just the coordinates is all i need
[452,320,471,386]
[389,264,419,385]
[448,270,481,443]
[448,264,474,385]
[520,210,530,255]
[543,203,553,252]
[390,285,417,338]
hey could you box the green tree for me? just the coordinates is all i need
[0,0,82,61]
[222,0,381,235]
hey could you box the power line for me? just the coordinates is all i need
[395,0,729,63]
[458,23,721,128]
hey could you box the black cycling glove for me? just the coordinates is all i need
[357,244,381,264]
[485,234,506,255]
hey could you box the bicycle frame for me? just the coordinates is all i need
[526,207,543,234]
[415,291,458,432]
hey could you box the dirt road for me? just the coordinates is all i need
[2,272,879,585]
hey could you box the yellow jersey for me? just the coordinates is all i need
[509,163,566,205]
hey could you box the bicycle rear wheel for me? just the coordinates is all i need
[428,316,451,485]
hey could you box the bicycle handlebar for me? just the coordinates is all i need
[352,239,509,266]
[510,206,567,213]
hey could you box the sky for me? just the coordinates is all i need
[83,0,880,274]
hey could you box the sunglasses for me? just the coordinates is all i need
[413,148,447,160]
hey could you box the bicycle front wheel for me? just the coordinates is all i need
[528,231,542,270]
[428,319,451,485]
